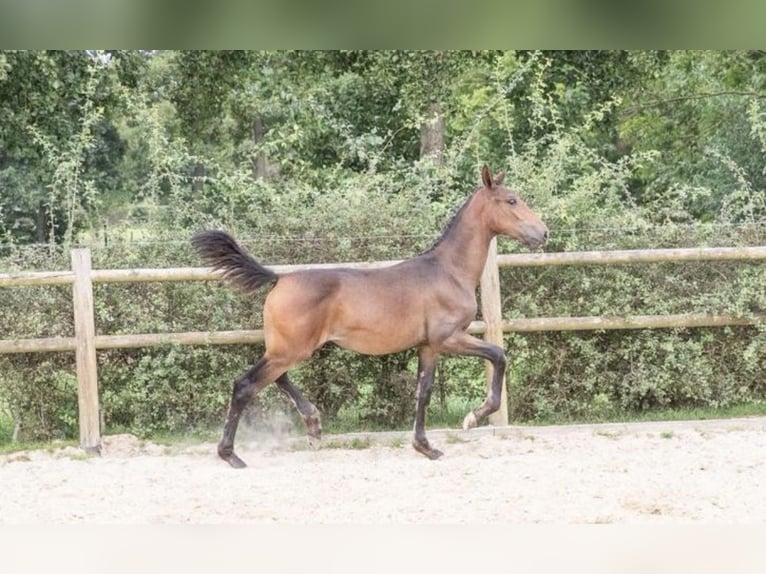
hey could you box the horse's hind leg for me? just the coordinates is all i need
[275,374,322,448]
[219,357,285,468]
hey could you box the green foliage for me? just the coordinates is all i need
[0,51,132,245]
[0,355,78,441]
[620,51,766,222]
[506,327,766,423]
[99,346,244,435]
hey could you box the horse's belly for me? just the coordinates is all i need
[330,315,425,355]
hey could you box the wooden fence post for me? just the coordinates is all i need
[480,238,509,426]
[71,248,101,453]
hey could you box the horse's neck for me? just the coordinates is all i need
[430,196,495,288]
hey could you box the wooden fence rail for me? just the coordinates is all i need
[1,244,765,451]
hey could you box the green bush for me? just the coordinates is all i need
[99,345,256,435]
[0,354,78,441]
[506,327,766,423]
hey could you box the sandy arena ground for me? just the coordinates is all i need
[2,417,766,524]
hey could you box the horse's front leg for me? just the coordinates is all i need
[437,331,507,430]
[411,347,442,460]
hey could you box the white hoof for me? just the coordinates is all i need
[307,435,322,450]
[462,412,478,430]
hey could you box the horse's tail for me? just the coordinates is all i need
[191,230,278,293]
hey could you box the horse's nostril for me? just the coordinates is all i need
[543,230,549,241]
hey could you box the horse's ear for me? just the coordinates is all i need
[493,171,505,186]
[481,165,493,188]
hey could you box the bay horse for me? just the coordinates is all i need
[191,165,548,468]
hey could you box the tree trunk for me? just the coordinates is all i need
[420,101,445,166]
[12,414,20,443]
[192,163,205,195]
[35,201,47,243]
[252,116,268,180]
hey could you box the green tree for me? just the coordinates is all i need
[618,50,766,222]
[0,50,142,245]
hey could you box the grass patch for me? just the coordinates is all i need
[445,433,468,444]
[348,437,372,450]
[593,430,622,440]
[64,451,92,461]
[326,400,766,436]
[524,401,766,427]
[323,436,372,450]
[0,438,78,456]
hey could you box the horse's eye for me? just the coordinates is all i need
[507,197,517,206]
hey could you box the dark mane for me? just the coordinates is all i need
[421,190,477,255]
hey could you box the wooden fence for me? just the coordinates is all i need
[1,243,765,451]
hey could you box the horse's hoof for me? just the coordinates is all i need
[412,440,443,460]
[219,450,247,469]
[307,434,322,450]
[305,414,322,450]
[424,448,443,460]
[462,411,478,430]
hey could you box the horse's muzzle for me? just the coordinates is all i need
[524,227,549,250]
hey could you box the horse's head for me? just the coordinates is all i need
[479,165,548,249]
